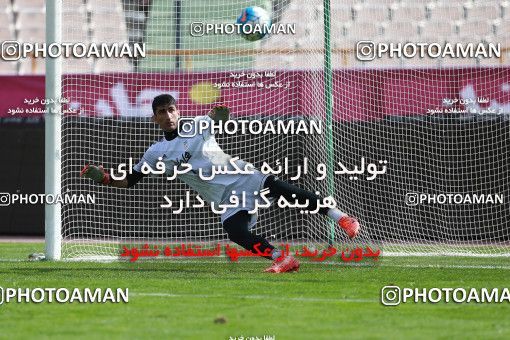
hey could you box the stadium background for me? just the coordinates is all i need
[0,0,509,249]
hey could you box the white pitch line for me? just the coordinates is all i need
[305,262,510,270]
[131,292,375,304]
[384,252,510,258]
[2,258,510,270]
[379,263,510,270]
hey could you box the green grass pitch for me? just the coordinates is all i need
[1,242,509,339]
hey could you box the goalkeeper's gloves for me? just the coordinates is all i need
[210,104,230,122]
[80,164,111,185]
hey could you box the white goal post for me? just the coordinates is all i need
[45,0,62,260]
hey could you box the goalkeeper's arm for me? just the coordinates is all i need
[81,105,228,187]
[80,164,145,188]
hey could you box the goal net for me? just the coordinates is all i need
[54,0,510,260]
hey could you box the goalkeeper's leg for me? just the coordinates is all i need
[223,210,299,273]
[263,175,360,238]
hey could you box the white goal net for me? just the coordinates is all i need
[56,0,510,259]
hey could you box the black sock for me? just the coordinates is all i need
[223,210,274,260]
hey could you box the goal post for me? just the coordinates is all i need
[45,0,62,261]
[322,0,335,246]
[47,0,510,260]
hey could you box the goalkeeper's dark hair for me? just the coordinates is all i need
[152,94,176,114]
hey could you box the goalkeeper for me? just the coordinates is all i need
[81,94,360,273]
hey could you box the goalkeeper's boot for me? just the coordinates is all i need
[264,255,300,273]
[339,216,360,239]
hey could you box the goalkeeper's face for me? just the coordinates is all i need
[153,104,180,131]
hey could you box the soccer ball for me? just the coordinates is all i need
[236,6,272,41]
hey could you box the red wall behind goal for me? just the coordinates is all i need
[0,68,509,119]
